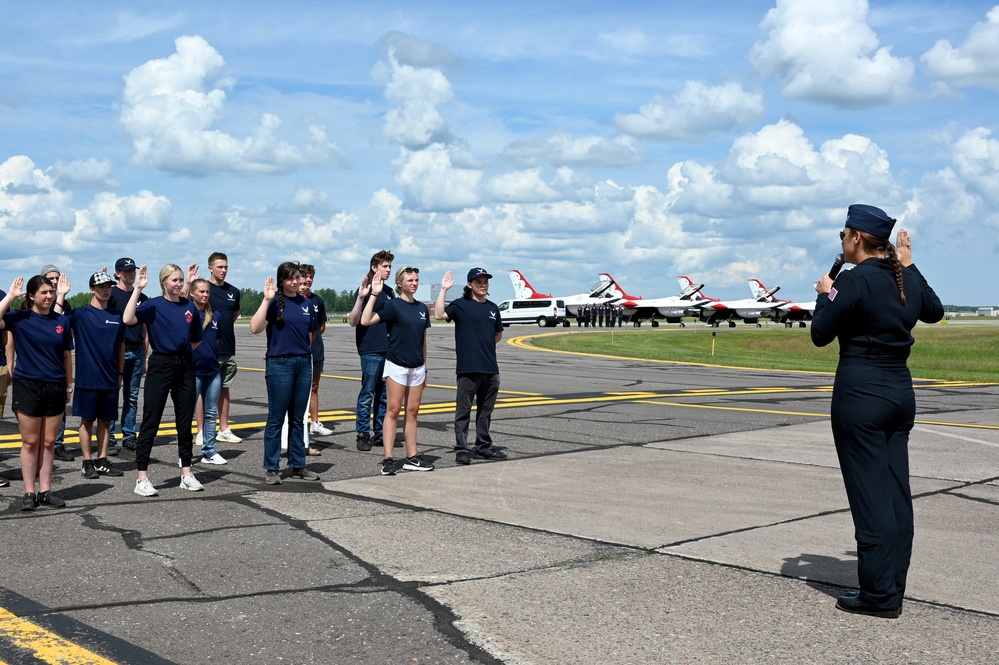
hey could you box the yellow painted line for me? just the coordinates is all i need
[0,606,118,664]
[638,400,828,418]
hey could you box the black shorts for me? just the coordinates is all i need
[12,378,67,418]
[72,387,120,422]
[312,360,324,381]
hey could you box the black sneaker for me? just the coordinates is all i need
[81,460,99,479]
[264,470,282,485]
[380,457,396,476]
[21,493,38,511]
[402,456,434,472]
[355,433,372,452]
[290,467,320,481]
[94,457,124,477]
[455,450,471,465]
[107,445,120,457]
[54,446,75,462]
[474,447,507,460]
[122,438,137,452]
[0,476,9,488]
[38,491,66,508]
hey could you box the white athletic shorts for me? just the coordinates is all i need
[383,359,426,387]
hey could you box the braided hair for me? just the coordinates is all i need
[274,261,302,324]
[856,230,906,305]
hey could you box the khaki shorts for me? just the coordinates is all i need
[219,355,238,388]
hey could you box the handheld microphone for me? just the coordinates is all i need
[828,253,844,280]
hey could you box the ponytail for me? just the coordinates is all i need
[277,292,286,323]
[858,231,906,305]
[884,242,907,306]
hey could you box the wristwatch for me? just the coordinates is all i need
[66,387,74,393]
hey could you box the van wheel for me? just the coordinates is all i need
[537,317,549,327]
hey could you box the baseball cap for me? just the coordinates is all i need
[115,257,137,272]
[466,267,493,282]
[90,271,114,288]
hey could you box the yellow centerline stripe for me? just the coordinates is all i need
[0,606,118,665]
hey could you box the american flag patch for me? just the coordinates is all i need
[828,287,838,302]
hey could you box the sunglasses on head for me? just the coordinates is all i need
[402,267,419,274]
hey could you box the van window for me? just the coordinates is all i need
[513,300,550,309]
[498,301,509,312]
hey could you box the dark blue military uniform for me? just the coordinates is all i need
[811,258,943,611]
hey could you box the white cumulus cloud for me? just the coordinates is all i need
[922,6,999,91]
[614,81,764,141]
[120,35,342,176]
[751,0,914,108]
[503,133,645,167]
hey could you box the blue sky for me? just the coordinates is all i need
[2,0,997,305]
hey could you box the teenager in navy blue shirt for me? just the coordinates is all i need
[250,262,320,485]
[1,275,74,510]
[0,288,9,423]
[434,268,507,466]
[361,266,433,475]
[299,264,332,446]
[122,264,204,497]
[189,278,227,465]
[68,271,126,480]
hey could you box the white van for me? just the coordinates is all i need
[497,298,566,327]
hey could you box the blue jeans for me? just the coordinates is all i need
[196,372,221,457]
[355,353,387,439]
[263,355,312,471]
[110,349,144,442]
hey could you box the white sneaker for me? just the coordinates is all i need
[310,421,334,436]
[217,428,242,443]
[195,431,203,446]
[200,453,228,465]
[134,477,158,497]
[179,473,204,491]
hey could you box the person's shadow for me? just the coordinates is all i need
[781,552,857,597]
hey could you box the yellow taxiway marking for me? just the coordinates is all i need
[0,606,117,665]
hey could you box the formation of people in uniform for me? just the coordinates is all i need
[1,204,945,621]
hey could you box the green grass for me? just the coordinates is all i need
[529,325,998,382]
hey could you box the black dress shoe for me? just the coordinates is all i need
[474,446,507,460]
[21,493,38,511]
[836,594,900,619]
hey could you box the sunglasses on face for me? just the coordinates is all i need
[839,230,847,241]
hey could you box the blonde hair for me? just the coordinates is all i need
[394,266,419,295]
[158,264,183,296]
[187,279,214,328]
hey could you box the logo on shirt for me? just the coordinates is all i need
[419,311,426,320]
[55,325,64,334]
[184,310,193,323]
[489,312,496,320]
[312,304,319,313]
[227,293,235,301]
[301,306,311,315]
[104,320,121,325]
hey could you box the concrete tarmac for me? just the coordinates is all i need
[1,324,997,664]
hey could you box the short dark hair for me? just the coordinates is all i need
[208,252,228,265]
[367,250,395,280]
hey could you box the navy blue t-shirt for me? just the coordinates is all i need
[208,281,240,356]
[70,305,125,389]
[265,294,316,357]
[134,296,203,355]
[355,288,393,355]
[444,297,503,375]
[0,289,6,367]
[379,297,431,368]
[108,285,148,346]
[305,292,328,361]
[3,309,74,381]
[193,309,220,377]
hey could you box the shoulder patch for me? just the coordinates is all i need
[828,287,838,302]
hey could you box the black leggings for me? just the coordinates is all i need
[135,353,196,471]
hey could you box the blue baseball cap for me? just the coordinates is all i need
[467,267,492,282]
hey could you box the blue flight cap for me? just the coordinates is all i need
[845,204,896,239]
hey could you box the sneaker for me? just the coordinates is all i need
[106,444,120,457]
[355,433,372,452]
[81,460,99,479]
[380,457,396,476]
[94,457,124,477]
[403,456,435,472]
[0,476,10,488]
[264,470,282,485]
[122,438,137,452]
[54,446,75,462]
[200,453,228,465]
[455,450,471,465]
[195,431,203,446]
[134,477,159,497]
[37,491,66,508]
[310,421,334,436]
[290,467,320,481]
[21,493,38,511]
[474,447,508,460]
[179,473,204,492]
[217,428,242,443]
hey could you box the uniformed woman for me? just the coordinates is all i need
[811,204,943,618]
[0,275,74,510]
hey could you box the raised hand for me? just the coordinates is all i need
[370,273,384,296]
[135,265,149,290]
[441,270,453,291]
[896,228,913,267]
[187,263,201,284]
[57,273,71,296]
[358,275,372,298]
[8,276,24,299]
[263,276,277,300]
